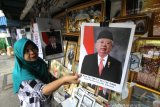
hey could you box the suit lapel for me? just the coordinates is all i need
[94,53,99,77]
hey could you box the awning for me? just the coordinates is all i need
[0,16,7,26]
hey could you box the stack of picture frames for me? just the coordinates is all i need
[128,37,160,106]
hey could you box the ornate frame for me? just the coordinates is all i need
[66,0,104,34]
[112,13,152,36]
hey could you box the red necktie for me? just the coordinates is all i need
[99,58,104,76]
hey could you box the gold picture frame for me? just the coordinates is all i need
[112,13,152,36]
[64,41,77,71]
[66,0,104,34]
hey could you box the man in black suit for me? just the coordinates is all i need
[45,32,62,56]
[81,29,122,84]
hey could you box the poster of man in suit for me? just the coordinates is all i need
[79,23,135,92]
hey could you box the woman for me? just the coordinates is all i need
[12,38,80,107]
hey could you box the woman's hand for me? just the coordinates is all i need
[42,73,81,95]
[61,73,81,84]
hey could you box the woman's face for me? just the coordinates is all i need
[95,38,113,58]
[24,44,38,61]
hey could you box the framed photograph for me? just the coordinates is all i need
[50,59,72,79]
[130,86,160,107]
[50,59,64,78]
[66,0,104,33]
[40,30,64,60]
[79,94,95,107]
[122,0,160,37]
[131,37,160,91]
[112,14,152,35]
[79,23,135,93]
[64,41,77,71]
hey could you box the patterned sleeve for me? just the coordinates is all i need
[18,79,51,101]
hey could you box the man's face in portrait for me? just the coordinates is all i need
[49,36,56,44]
[95,38,113,58]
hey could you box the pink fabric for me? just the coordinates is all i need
[99,58,104,76]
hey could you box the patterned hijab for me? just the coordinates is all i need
[12,38,51,93]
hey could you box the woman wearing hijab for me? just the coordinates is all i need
[12,38,80,107]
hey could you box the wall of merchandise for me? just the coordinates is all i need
[48,0,160,106]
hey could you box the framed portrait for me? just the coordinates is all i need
[64,41,77,71]
[79,23,135,93]
[122,0,160,37]
[66,0,104,34]
[49,59,64,78]
[131,37,160,92]
[112,13,152,36]
[49,59,72,79]
[79,94,95,107]
[40,30,64,60]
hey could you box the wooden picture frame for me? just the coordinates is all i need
[112,13,152,36]
[64,41,77,71]
[130,37,160,93]
[66,0,104,34]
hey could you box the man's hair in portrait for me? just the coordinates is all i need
[48,31,57,38]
